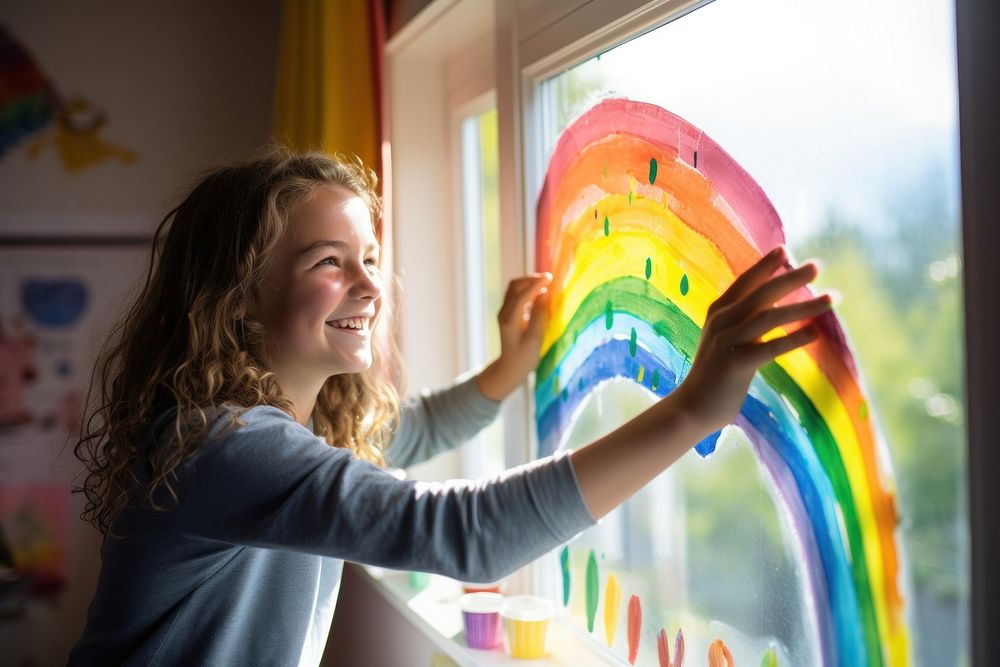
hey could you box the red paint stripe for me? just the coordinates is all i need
[673,628,685,667]
[627,595,641,664]
[656,628,670,667]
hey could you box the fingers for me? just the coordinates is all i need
[525,290,550,339]
[498,273,552,324]
[714,246,788,310]
[740,325,819,366]
[715,261,819,329]
[734,294,833,345]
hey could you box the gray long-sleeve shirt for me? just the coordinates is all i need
[68,376,596,666]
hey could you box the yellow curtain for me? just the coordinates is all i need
[274,0,380,173]
[274,0,400,388]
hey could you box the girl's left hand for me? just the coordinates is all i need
[475,273,552,402]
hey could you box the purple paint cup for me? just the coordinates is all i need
[459,592,504,650]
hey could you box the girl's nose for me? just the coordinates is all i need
[352,267,382,301]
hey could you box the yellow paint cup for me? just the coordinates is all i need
[500,595,555,659]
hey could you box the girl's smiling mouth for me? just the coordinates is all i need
[326,316,371,334]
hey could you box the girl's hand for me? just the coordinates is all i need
[672,246,833,434]
[475,273,552,402]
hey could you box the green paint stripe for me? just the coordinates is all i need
[538,276,697,381]
[586,550,599,632]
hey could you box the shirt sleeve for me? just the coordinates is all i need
[173,405,595,583]
[384,372,502,469]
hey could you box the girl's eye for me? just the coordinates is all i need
[364,258,379,267]
[318,257,340,267]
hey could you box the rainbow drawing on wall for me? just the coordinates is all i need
[535,99,908,666]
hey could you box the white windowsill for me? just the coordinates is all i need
[359,566,627,666]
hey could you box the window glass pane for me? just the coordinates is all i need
[534,1,965,665]
[461,108,504,475]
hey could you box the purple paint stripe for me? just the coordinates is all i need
[737,413,836,664]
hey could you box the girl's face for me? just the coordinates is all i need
[253,184,382,385]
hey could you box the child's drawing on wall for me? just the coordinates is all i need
[0,24,137,171]
[0,484,68,598]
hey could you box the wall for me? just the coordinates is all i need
[0,1,281,664]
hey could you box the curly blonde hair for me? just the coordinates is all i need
[73,145,402,536]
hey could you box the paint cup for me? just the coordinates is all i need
[500,595,555,659]
[458,592,504,650]
[460,580,502,594]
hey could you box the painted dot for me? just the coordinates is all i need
[627,595,642,665]
[560,547,571,606]
[585,550,599,632]
[657,629,670,667]
[578,377,584,391]
[859,401,869,421]
[649,157,658,185]
[680,273,690,296]
[561,387,568,402]
[645,257,652,280]
[628,190,633,205]
[652,369,660,392]
[629,327,637,357]
[605,300,614,329]
[604,574,622,647]
[637,365,645,383]
[604,215,610,236]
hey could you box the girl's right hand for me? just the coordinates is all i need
[571,245,834,520]
[672,245,833,435]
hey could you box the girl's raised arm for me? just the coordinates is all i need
[570,246,833,519]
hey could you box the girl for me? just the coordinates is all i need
[68,146,831,665]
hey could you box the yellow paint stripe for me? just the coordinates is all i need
[604,573,622,647]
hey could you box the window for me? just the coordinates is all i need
[459,107,505,477]
[526,0,966,664]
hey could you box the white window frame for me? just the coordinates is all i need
[386,0,497,484]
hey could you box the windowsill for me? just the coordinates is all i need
[359,566,625,666]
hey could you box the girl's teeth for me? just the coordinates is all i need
[332,318,365,329]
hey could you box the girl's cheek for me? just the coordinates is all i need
[315,277,350,304]
[295,278,349,320]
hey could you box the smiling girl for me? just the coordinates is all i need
[68,146,830,665]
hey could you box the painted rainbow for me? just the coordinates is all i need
[534,99,908,666]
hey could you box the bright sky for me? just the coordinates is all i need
[546,0,960,245]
